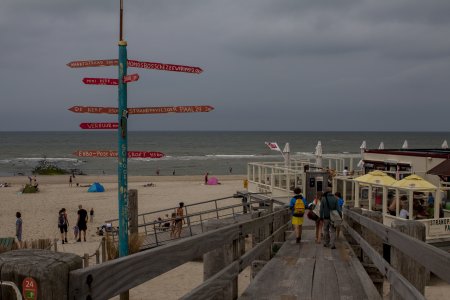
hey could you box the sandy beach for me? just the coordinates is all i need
[0,174,245,241]
[2,174,448,299]
[0,174,247,299]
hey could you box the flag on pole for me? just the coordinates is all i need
[265,142,281,152]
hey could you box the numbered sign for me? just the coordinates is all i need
[22,277,38,300]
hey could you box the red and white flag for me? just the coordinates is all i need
[265,142,281,152]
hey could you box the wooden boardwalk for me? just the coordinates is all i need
[239,220,381,300]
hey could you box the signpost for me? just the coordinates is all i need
[79,122,118,129]
[73,150,165,158]
[69,105,214,114]
[82,78,119,85]
[67,4,208,296]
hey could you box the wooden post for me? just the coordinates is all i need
[95,249,100,265]
[390,221,427,300]
[203,219,238,300]
[129,189,138,235]
[123,188,137,297]
[0,249,82,299]
[54,238,58,252]
[83,253,89,268]
[101,237,107,263]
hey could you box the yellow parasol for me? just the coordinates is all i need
[391,174,437,190]
[354,170,397,186]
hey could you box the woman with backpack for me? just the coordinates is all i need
[289,187,308,244]
[58,208,69,244]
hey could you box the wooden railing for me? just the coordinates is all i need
[343,208,450,300]
[68,207,290,299]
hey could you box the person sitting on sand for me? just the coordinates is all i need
[163,214,171,229]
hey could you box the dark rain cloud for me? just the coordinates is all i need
[1,0,450,131]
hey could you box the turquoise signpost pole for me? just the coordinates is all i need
[118,0,128,258]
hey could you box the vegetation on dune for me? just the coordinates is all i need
[32,158,69,175]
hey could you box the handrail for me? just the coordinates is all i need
[68,208,290,299]
[105,195,238,223]
[344,208,450,284]
[0,280,22,300]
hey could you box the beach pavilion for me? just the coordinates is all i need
[334,172,450,242]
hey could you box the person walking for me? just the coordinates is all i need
[77,205,88,242]
[69,175,73,187]
[312,192,323,244]
[289,187,307,243]
[89,208,94,223]
[204,172,209,185]
[320,189,341,249]
[334,192,344,239]
[15,212,23,243]
[58,208,69,244]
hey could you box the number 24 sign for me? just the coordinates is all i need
[22,277,38,300]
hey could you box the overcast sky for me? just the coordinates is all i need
[1,0,450,131]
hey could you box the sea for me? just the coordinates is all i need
[1,131,449,177]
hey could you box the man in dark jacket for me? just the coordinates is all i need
[319,189,341,249]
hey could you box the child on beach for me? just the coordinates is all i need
[73,225,79,241]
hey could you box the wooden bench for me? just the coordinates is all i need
[0,237,16,253]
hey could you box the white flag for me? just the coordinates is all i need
[265,142,281,152]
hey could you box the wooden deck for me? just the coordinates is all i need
[239,220,381,300]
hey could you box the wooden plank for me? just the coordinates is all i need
[331,244,369,299]
[343,223,425,300]
[311,257,339,299]
[181,261,239,300]
[338,235,381,300]
[344,208,450,283]
[69,226,239,300]
[239,240,315,300]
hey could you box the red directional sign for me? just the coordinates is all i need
[129,105,214,114]
[123,73,139,83]
[128,60,203,74]
[80,122,119,130]
[73,150,165,159]
[69,105,214,114]
[66,59,202,74]
[69,106,117,114]
[67,59,118,68]
[82,78,119,85]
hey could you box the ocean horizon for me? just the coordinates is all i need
[1,131,449,177]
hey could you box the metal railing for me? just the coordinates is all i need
[106,194,279,249]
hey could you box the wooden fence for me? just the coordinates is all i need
[343,208,450,300]
[68,207,290,299]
